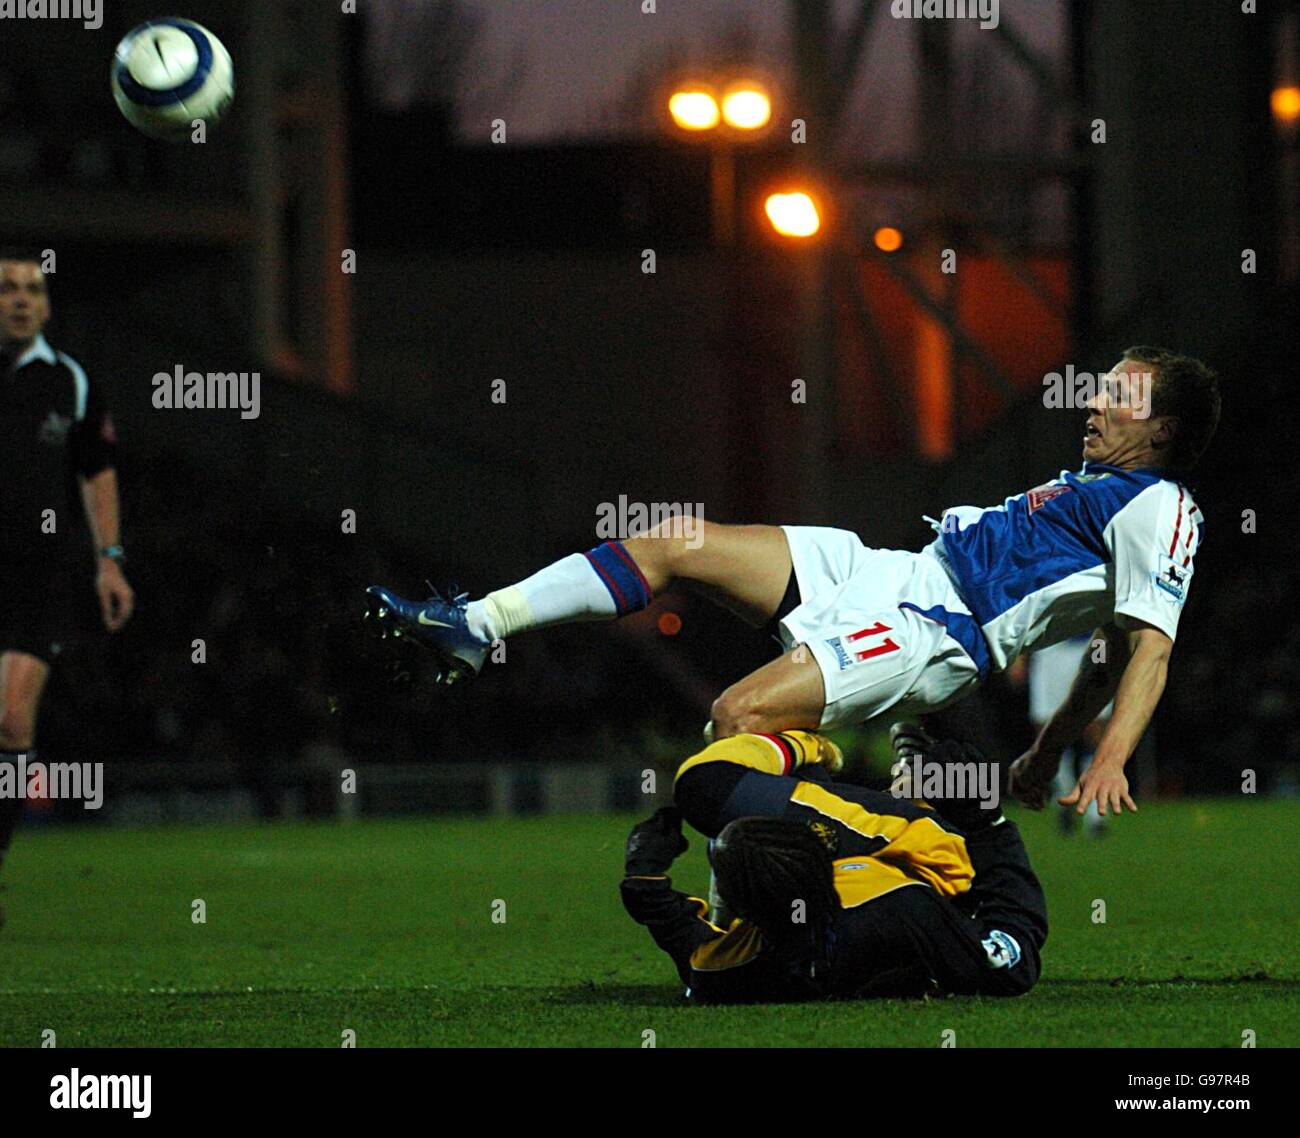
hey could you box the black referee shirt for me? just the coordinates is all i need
[0,333,117,564]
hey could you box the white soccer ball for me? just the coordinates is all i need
[111,18,234,142]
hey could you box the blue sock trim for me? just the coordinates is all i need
[583,541,653,616]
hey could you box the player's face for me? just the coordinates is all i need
[0,260,50,346]
[1083,358,1169,469]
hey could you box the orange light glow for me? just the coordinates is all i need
[874,226,904,253]
[764,192,821,238]
[721,84,771,131]
[668,90,721,132]
[657,612,683,636]
[1272,86,1300,123]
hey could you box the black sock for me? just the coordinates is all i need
[674,762,749,838]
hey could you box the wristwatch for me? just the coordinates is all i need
[99,545,126,564]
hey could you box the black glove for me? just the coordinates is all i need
[624,806,690,876]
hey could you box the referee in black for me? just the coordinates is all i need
[0,249,134,921]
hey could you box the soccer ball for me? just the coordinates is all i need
[111,18,234,142]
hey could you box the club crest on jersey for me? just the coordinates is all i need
[1027,483,1072,513]
[40,410,72,445]
[981,929,1022,970]
[1154,556,1189,603]
[809,821,839,852]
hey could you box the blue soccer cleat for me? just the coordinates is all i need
[364,584,489,684]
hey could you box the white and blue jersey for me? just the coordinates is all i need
[927,462,1202,672]
[771,462,1201,729]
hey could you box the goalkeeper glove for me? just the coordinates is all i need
[624,806,690,876]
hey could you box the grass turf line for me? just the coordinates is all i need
[0,800,1297,1047]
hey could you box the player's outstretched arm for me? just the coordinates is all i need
[1009,625,1127,809]
[619,808,722,984]
[1060,621,1172,817]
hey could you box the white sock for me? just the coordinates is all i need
[465,553,617,642]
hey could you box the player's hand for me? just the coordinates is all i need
[96,559,135,632]
[1008,748,1060,810]
[625,806,689,875]
[1060,763,1136,816]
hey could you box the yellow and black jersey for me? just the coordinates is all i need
[622,818,1045,1004]
[677,731,977,896]
[622,731,1048,1003]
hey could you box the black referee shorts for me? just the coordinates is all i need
[0,555,87,664]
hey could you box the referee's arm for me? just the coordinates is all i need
[70,379,133,632]
[79,469,132,631]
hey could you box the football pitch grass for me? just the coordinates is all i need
[1,799,1297,1048]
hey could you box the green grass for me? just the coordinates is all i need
[1,800,1297,1047]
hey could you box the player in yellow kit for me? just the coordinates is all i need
[621,730,1048,1003]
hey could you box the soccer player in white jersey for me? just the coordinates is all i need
[366,348,1220,818]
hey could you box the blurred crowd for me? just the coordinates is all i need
[41,452,695,782]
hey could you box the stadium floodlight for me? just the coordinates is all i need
[668,77,779,245]
[1272,85,1300,124]
[764,191,821,238]
[720,82,772,131]
[669,89,721,132]
[874,226,904,253]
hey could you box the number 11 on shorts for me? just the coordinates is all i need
[846,622,901,662]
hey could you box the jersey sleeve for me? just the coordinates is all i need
[1104,481,1201,641]
[620,873,724,986]
[66,358,118,478]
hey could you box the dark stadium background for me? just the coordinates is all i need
[2,0,1298,825]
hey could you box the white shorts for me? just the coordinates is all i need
[778,526,985,728]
